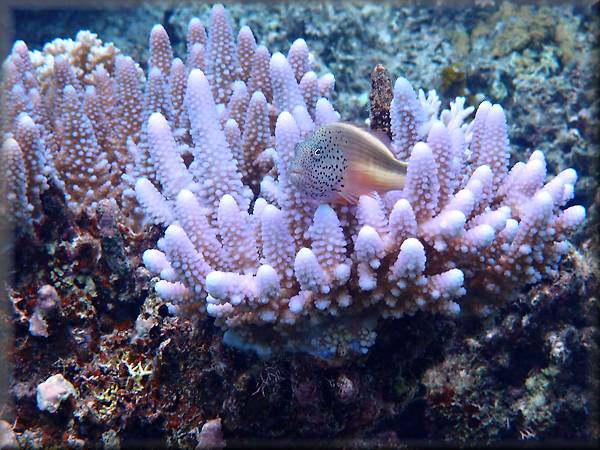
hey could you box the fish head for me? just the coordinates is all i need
[288,126,348,200]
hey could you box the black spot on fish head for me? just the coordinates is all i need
[288,126,349,200]
[289,129,326,196]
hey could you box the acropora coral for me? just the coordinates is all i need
[0,4,587,359]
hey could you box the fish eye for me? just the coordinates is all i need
[314,148,322,157]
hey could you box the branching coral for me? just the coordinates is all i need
[1,4,585,357]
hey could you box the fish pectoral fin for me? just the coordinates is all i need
[362,191,378,200]
[333,190,360,205]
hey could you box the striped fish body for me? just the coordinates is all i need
[288,122,408,204]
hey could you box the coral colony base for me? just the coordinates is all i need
[1,4,586,358]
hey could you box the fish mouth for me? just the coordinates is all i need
[288,167,302,184]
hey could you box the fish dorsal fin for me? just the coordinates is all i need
[336,123,394,153]
[365,128,393,152]
[329,122,406,172]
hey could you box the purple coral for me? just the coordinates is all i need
[0,5,586,358]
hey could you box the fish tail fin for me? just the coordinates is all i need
[392,160,408,189]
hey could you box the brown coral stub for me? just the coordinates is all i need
[369,64,393,139]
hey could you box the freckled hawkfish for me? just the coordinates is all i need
[288,122,408,204]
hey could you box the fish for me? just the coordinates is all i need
[288,122,408,204]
